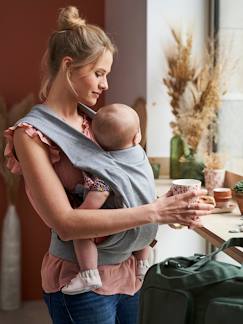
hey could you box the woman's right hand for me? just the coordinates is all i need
[153,190,214,228]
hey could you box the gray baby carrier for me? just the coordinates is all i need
[17,103,158,265]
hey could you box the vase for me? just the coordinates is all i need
[169,135,184,179]
[204,168,225,196]
[0,204,21,310]
[170,135,204,183]
[179,154,205,184]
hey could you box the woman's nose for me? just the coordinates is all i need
[99,77,109,91]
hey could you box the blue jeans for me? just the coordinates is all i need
[43,290,140,324]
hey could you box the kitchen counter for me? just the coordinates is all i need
[155,178,243,263]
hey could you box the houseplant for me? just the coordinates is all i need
[232,180,243,215]
[163,29,231,181]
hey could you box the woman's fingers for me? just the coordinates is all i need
[169,189,207,203]
[168,190,214,211]
[175,209,212,218]
[165,189,173,197]
[171,216,203,229]
[189,202,214,211]
[188,219,203,229]
[155,189,213,226]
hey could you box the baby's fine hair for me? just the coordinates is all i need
[92,104,140,151]
[39,6,116,100]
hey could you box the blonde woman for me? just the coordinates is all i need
[4,6,213,324]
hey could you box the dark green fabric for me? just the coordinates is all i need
[139,238,243,324]
[205,298,243,324]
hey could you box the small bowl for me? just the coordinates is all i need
[213,188,232,200]
[213,188,232,208]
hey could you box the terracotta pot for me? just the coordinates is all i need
[235,193,243,215]
[213,188,232,208]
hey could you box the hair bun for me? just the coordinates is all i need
[57,6,86,30]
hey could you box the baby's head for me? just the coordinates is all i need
[92,103,141,151]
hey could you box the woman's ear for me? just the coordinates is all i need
[61,56,73,72]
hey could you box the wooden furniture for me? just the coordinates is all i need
[155,178,243,263]
[195,213,243,263]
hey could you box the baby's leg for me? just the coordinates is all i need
[74,238,98,270]
[61,239,102,295]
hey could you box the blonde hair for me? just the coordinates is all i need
[39,6,116,100]
[92,104,140,151]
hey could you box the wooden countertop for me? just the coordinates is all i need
[155,178,243,263]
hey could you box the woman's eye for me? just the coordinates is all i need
[95,72,103,77]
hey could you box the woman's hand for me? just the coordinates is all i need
[153,190,214,228]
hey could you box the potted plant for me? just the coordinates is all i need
[163,28,233,181]
[232,180,243,215]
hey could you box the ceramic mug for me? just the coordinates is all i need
[169,179,201,229]
[171,179,202,203]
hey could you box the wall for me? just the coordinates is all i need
[105,0,146,106]
[0,0,105,301]
[0,0,105,107]
[146,0,209,157]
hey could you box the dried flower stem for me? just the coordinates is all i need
[163,28,231,153]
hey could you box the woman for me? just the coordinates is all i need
[4,6,213,324]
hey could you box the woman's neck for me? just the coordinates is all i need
[45,96,79,122]
[45,72,79,119]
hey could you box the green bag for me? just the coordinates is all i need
[139,238,243,324]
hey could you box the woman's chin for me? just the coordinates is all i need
[79,98,97,107]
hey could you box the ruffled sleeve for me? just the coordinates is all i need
[4,123,60,174]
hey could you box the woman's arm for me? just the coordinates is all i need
[13,128,213,241]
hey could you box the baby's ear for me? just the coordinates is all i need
[133,130,142,145]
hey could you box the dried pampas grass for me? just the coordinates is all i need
[163,28,232,153]
[204,152,226,169]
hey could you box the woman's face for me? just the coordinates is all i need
[69,50,113,106]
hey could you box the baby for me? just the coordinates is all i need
[62,104,151,295]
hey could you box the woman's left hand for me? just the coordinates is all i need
[153,189,214,228]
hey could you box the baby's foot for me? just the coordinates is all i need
[136,259,150,281]
[61,269,102,295]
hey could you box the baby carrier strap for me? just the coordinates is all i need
[18,104,135,207]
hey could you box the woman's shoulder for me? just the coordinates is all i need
[4,123,60,174]
[13,125,50,153]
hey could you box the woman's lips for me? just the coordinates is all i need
[92,92,100,98]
